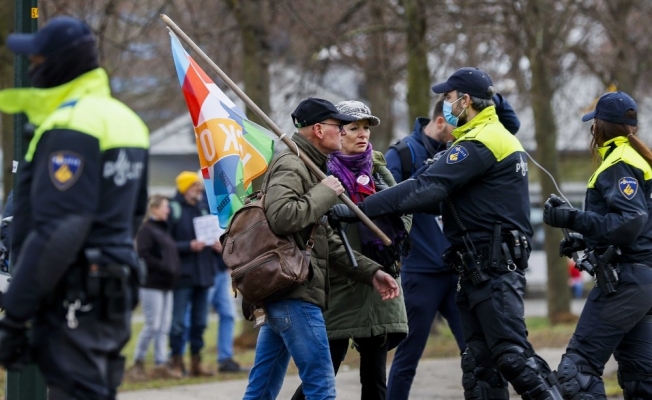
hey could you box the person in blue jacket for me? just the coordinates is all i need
[384,98,466,400]
[544,91,652,399]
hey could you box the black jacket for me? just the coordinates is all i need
[136,219,180,291]
[169,193,219,288]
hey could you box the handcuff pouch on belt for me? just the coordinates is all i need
[498,229,530,271]
[578,245,620,296]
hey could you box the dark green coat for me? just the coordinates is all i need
[323,151,409,345]
[263,134,382,310]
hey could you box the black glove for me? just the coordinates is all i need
[372,173,389,192]
[543,194,577,228]
[559,232,586,258]
[0,316,30,371]
[329,204,360,224]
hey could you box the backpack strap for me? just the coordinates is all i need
[262,151,296,192]
[389,139,416,181]
[262,148,319,250]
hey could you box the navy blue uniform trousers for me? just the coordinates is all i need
[387,270,465,400]
[566,262,652,397]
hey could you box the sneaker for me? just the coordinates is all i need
[218,358,248,373]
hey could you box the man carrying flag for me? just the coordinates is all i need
[243,98,400,400]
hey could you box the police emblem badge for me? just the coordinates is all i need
[447,145,469,164]
[49,151,83,190]
[618,177,638,200]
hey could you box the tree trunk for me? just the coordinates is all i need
[227,0,271,126]
[365,1,394,152]
[404,0,430,128]
[0,2,15,199]
[529,49,571,324]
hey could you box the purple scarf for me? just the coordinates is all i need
[327,144,410,274]
[327,144,375,203]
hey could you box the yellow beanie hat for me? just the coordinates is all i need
[176,171,201,194]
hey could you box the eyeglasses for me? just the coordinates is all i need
[319,122,345,133]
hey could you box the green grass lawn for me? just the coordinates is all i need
[0,316,624,398]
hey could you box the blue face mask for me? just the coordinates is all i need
[443,97,465,127]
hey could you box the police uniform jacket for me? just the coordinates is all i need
[569,136,652,262]
[361,105,533,249]
[263,133,382,310]
[0,68,149,321]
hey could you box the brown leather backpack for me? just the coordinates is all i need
[220,153,317,306]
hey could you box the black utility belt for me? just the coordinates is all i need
[444,230,529,285]
[57,249,137,328]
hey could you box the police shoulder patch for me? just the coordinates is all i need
[618,177,638,200]
[49,151,84,191]
[446,145,469,164]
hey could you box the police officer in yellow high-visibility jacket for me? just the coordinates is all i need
[0,16,149,400]
[330,68,562,400]
[544,92,652,399]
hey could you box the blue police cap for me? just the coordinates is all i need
[431,67,495,100]
[581,91,638,126]
[7,16,93,57]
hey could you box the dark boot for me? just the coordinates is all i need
[169,354,186,378]
[128,359,147,381]
[190,354,215,377]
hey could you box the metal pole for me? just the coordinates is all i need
[160,14,392,246]
[6,0,47,399]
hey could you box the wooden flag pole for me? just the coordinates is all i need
[160,14,392,246]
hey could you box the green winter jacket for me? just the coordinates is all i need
[263,133,382,310]
[323,151,409,346]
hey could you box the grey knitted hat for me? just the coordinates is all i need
[335,100,380,126]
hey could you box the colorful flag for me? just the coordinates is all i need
[169,33,274,228]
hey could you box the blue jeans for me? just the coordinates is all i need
[210,269,236,362]
[243,299,336,400]
[169,286,210,355]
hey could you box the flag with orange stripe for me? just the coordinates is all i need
[170,32,274,227]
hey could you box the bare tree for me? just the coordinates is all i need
[574,0,652,96]
[442,0,584,323]
[500,0,584,323]
[404,0,431,125]
[223,0,272,125]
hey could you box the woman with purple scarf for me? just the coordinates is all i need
[291,101,410,400]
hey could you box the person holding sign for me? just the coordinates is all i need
[167,171,219,377]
